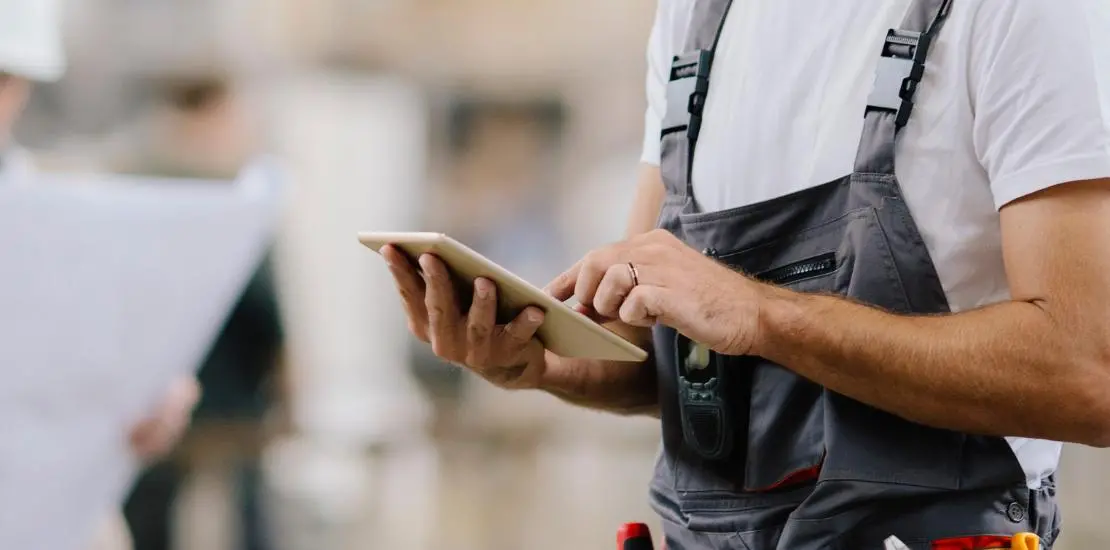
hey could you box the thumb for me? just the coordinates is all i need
[618,286,675,328]
[574,302,617,324]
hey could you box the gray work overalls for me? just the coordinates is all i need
[650,0,1061,548]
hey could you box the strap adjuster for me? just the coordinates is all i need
[865,29,931,128]
[682,50,713,143]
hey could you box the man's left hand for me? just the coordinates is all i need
[546,229,763,356]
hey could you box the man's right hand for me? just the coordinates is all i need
[383,245,548,390]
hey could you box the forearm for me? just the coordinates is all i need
[756,285,1110,445]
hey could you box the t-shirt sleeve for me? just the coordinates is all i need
[641,0,674,167]
[970,0,1110,209]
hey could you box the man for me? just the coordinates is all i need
[0,2,199,549]
[0,0,62,179]
[119,75,285,550]
[386,0,1110,548]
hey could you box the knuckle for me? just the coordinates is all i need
[645,242,669,258]
[513,335,535,353]
[583,251,605,273]
[467,322,491,343]
[593,291,615,313]
[426,303,446,322]
[503,328,528,347]
[398,287,416,303]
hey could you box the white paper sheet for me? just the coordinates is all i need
[0,160,286,550]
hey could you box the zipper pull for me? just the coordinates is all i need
[702,247,719,258]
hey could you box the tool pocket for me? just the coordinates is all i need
[660,320,826,502]
[668,233,854,498]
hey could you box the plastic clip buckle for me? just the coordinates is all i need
[865,29,930,129]
[684,50,714,143]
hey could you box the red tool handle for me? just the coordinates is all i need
[618,523,654,550]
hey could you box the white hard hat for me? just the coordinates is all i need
[0,0,65,82]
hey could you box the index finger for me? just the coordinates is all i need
[544,261,582,302]
[381,245,430,334]
[381,244,415,269]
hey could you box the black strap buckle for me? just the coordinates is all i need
[865,29,931,128]
[680,50,714,143]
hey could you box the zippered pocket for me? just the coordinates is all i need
[756,253,838,286]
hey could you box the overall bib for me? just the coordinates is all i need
[650,0,1061,548]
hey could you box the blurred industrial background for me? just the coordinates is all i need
[14,1,1107,549]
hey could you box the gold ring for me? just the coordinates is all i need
[627,262,640,287]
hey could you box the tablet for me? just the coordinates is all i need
[358,232,649,362]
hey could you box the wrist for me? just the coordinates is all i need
[534,350,573,393]
[535,350,660,415]
[749,282,806,360]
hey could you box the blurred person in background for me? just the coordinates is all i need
[116,75,257,179]
[118,74,286,550]
[386,0,1110,548]
[437,100,567,287]
[0,0,65,179]
[0,1,200,549]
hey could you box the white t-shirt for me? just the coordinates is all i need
[641,0,1110,488]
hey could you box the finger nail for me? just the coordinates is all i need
[528,309,545,323]
[419,256,438,276]
[476,278,492,297]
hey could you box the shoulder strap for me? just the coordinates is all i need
[855,0,953,175]
[683,0,733,52]
[663,0,733,197]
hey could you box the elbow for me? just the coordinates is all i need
[1036,313,1110,446]
[1082,416,1110,449]
[1069,358,1110,448]
[1086,395,1110,449]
